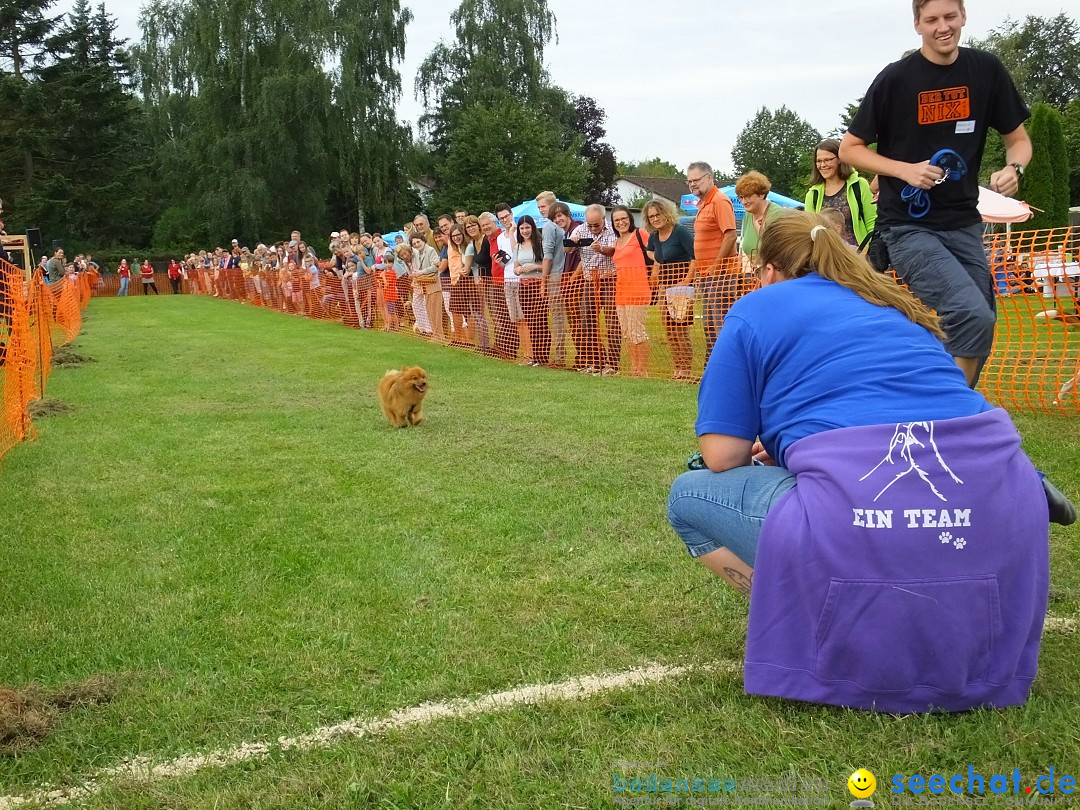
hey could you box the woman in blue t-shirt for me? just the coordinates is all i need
[667,209,1073,596]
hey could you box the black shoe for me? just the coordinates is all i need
[1044,478,1077,526]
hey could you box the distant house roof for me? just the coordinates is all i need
[617,176,688,203]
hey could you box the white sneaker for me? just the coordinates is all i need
[579,366,596,374]
[602,366,617,376]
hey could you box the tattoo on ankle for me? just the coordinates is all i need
[724,568,753,595]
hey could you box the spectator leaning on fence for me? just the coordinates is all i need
[569,204,619,375]
[610,205,652,378]
[839,0,1031,388]
[535,191,568,368]
[462,215,493,355]
[549,202,586,371]
[644,198,696,382]
[46,248,65,283]
[512,214,547,367]
[446,224,474,345]
[686,161,737,360]
[480,211,516,359]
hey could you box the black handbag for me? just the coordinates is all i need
[861,229,891,273]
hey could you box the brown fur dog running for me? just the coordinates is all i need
[377,366,429,427]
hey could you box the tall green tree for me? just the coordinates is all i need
[617,157,685,180]
[415,0,558,156]
[970,14,1080,112]
[731,106,820,199]
[0,0,154,247]
[0,0,58,195]
[1017,103,1070,231]
[416,0,602,208]
[430,98,587,215]
[135,0,414,245]
[1061,98,1080,206]
[570,95,617,205]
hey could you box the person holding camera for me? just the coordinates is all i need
[567,204,619,375]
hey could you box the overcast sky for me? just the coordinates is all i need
[66,0,1071,174]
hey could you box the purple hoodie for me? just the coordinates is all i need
[745,409,1049,713]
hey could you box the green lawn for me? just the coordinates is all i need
[0,296,1077,809]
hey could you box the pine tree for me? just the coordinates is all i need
[1017,103,1070,231]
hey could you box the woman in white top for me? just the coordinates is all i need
[512,215,548,366]
[410,235,443,340]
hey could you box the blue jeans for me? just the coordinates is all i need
[117,277,128,296]
[667,466,797,567]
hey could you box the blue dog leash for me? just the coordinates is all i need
[899,149,968,219]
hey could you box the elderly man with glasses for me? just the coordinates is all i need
[686,161,737,358]
[567,204,619,375]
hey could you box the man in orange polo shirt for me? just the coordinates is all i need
[687,161,737,357]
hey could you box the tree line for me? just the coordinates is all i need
[0,2,1076,255]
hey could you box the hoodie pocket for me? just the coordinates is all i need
[814,576,1001,693]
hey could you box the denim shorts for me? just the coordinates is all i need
[882,223,996,359]
[667,466,797,567]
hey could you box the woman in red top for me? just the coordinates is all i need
[140,259,158,295]
[611,206,652,377]
[167,259,182,294]
[116,259,131,296]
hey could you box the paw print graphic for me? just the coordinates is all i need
[939,531,953,544]
[953,537,967,550]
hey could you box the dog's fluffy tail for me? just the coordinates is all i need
[382,369,399,379]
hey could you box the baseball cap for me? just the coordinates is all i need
[330,231,339,238]
[231,238,238,244]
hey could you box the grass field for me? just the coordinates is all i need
[0,295,1077,809]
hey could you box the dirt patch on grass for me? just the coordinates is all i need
[52,346,93,366]
[0,675,119,755]
[28,398,72,417]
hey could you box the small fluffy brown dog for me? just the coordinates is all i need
[378,366,429,427]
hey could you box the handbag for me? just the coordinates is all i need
[634,230,654,267]
[861,228,890,273]
[665,285,695,323]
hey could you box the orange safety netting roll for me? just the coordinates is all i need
[87,226,1080,416]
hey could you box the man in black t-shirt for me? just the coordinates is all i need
[840,0,1031,388]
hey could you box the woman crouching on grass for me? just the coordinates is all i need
[667,209,1061,714]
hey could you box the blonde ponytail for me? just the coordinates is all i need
[758,211,944,339]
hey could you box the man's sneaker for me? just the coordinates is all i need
[578,366,596,374]
[1044,478,1077,526]
[601,366,617,376]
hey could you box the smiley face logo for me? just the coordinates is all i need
[848,769,877,798]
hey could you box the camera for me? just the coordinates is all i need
[495,249,512,264]
[564,236,594,248]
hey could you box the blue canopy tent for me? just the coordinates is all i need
[511,198,588,228]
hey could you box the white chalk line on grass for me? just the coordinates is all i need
[2,614,1076,809]
[0,660,741,809]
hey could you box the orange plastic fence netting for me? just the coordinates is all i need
[86,226,1080,416]
[0,263,88,463]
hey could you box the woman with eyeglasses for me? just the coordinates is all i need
[735,171,785,265]
[643,199,696,381]
[460,215,493,355]
[667,209,1056,713]
[609,206,653,377]
[804,138,877,248]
